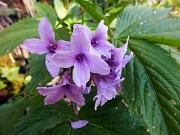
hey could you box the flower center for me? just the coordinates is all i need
[91,39,99,47]
[76,53,85,62]
[49,43,57,53]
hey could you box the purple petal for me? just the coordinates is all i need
[73,60,90,88]
[90,46,101,57]
[45,53,60,78]
[122,52,133,67]
[70,120,89,129]
[53,51,75,68]
[37,84,64,105]
[21,38,49,54]
[38,17,55,43]
[71,24,91,53]
[64,84,85,105]
[93,20,108,40]
[111,37,129,61]
[94,40,115,58]
[56,40,71,52]
[85,54,110,75]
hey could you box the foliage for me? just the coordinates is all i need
[0,1,179,135]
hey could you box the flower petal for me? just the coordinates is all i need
[70,120,89,129]
[64,84,85,105]
[56,40,71,52]
[53,51,75,68]
[45,53,60,78]
[37,85,64,105]
[94,40,115,58]
[38,17,55,43]
[111,37,129,61]
[85,54,110,75]
[122,52,133,67]
[93,20,108,40]
[73,60,90,87]
[71,24,91,53]
[21,38,49,54]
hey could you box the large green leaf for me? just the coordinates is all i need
[45,91,149,135]
[75,94,149,135]
[114,6,171,38]
[10,101,73,135]
[27,54,53,91]
[122,39,180,135]
[0,95,43,135]
[120,18,180,46]
[9,90,149,135]
[35,2,57,27]
[0,18,38,55]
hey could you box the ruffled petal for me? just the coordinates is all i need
[56,40,71,52]
[93,20,108,40]
[85,54,110,75]
[73,60,90,87]
[45,53,60,78]
[71,24,91,53]
[64,84,85,105]
[70,120,89,129]
[21,38,49,54]
[37,84,64,105]
[53,51,75,68]
[38,17,55,43]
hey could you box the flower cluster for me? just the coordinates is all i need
[21,17,133,110]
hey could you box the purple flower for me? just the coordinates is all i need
[111,37,133,69]
[53,25,110,88]
[37,71,85,105]
[92,74,122,110]
[79,20,115,58]
[70,120,89,129]
[21,17,70,78]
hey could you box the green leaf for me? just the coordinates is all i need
[27,54,53,91]
[0,81,7,89]
[75,94,149,135]
[54,0,67,19]
[115,6,171,38]
[10,101,73,135]
[120,18,180,46]
[122,39,180,135]
[75,0,106,23]
[35,2,57,27]
[0,18,38,55]
[0,95,43,135]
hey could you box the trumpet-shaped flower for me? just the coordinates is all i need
[21,17,70,78]
[53,25,110,88]
[37,71,86,105]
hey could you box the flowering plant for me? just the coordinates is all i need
[0,1,179,135]
[21,17,133,111]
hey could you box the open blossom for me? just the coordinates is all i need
[37,71,86,105]
[21,17,70,78]
[53,24,110,88]
[79,20,115,58]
